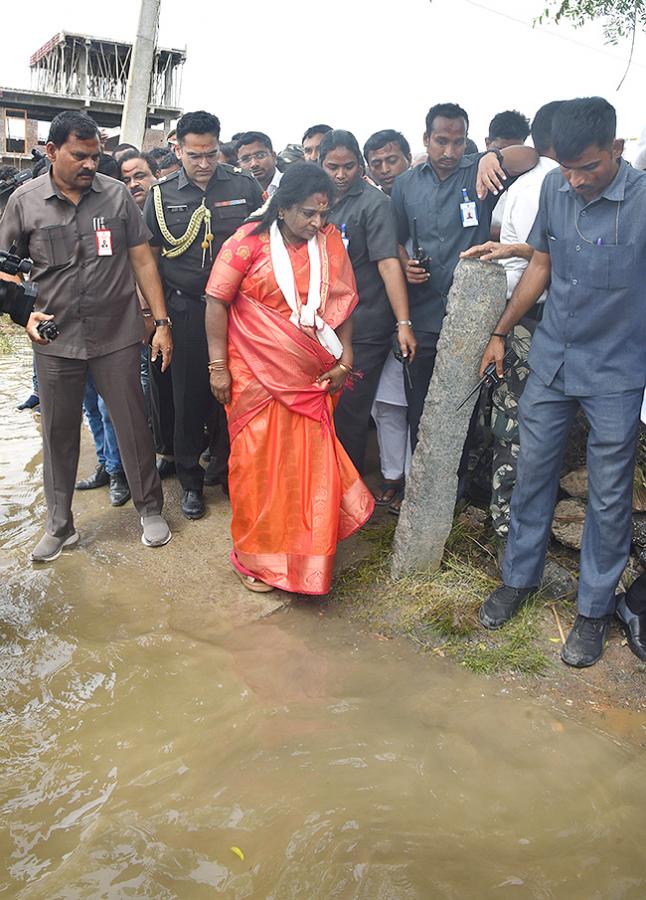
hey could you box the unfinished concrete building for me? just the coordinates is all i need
[0,31,185,169]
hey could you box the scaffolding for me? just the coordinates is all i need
[29,31,185,108]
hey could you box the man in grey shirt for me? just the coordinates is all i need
[478,97,646,667]
[0,111,173,560]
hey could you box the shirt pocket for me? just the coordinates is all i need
[605,244,634,289]
[578,243,634,290]
[102,217,127,253]
[212,203,248,234]
[31,224,75,269]
[81,217,127,260]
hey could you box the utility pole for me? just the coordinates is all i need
[120,0,161,148]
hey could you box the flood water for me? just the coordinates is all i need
[2,341,646,899]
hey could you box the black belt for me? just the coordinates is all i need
[167,287,204,302]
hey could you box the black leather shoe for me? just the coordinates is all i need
[615,593,646,662]
[109,472,131,507]
[479,584,538,630]
[181,489,205,520]
[76,464,109,491]
[157,458,176,479]
[561,614,612,668]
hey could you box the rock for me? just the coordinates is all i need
[631,513,646,565]
[551,498,586,550]
[560,467,588,500]
[540,559,577,601]
[457,505,488,530]
[391,259,507,577]
[632,465,646,513]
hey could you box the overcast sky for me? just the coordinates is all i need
[1,0,644,157]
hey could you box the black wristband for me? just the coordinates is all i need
[491,332,507,339]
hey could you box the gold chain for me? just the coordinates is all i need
[152,184,215,265]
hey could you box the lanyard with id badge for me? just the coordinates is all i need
[460,187,479,228]
[93,217,113,256]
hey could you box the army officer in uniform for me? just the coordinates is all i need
[144,110,263,520]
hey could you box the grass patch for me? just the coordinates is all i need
[0,331,12,354]
[0,321,21,353]
[460,599,550,675]
[334,514,550,678]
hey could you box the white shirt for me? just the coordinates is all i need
[634,123,646,170]
[266,167,283,197]
[500,156,559,299]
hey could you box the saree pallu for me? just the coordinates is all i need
[206,224,374,594]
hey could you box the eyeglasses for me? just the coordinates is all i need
[184,150,219,163]
[238,150,271,165]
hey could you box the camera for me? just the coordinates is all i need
[36,320,59,342]
[0,149,47,200]
[0,246,57,340]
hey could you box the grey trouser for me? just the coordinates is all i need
[503,367,641,618]
[35,343,163,537]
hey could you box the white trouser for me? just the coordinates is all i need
[372,401,411,481]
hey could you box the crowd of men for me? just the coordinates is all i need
[3,95,646,671]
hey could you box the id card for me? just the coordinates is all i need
[95,229,113,256]
[460,201,478,228]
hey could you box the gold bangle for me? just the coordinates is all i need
[338,362,352,374]
[208,358,227,365]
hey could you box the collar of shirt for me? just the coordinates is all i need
[333,176,366,206]
[43,169,103,201]
[418,152,480,184]
[266,168,283,197]
[177,165,231,191]
[558,157,629,202]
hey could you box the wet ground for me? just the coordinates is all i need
[2,339,646,898]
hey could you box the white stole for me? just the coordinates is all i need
[269,220,343,359]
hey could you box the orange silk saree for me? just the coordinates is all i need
[205,222,374,594]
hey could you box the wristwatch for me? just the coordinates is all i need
[154,317,172,328]
[485,147,504,166]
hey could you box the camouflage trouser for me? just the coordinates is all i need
[490,323,532,539]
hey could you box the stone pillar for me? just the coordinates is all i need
[391,259,507,577]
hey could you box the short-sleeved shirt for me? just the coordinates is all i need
[0,170,150,359]
[391,153,508,333]
[527,159,646,396]
[326,177,399,343]
[143,164,264,298]
[500,156,559,298]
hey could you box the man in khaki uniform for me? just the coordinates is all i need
[0,111,173,561]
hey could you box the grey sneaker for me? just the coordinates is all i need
[140,515,171,547]
[31,529,80,562]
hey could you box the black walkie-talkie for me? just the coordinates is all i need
[412,217,431,273]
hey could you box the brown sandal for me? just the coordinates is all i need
[233,566,275,593]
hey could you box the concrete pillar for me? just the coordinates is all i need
[120,0,161,149]
[391,259,507,577]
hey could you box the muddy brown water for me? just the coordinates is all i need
[2,342,646,899]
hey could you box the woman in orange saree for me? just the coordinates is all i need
[204,163,375,595]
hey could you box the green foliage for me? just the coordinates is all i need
[536,0,645,45]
